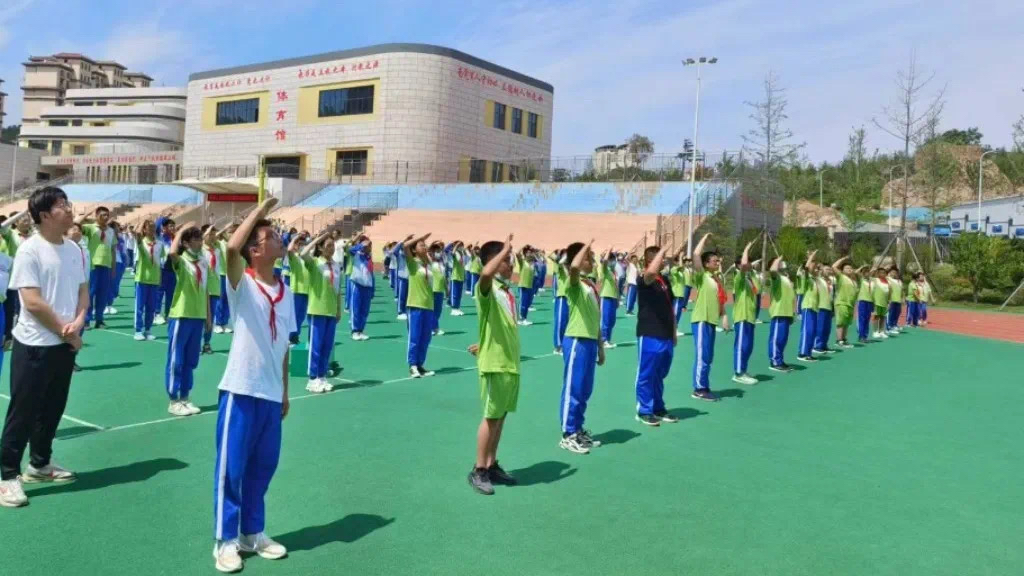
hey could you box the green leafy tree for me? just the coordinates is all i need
[626,134,654,166]
[776,226,808,269]
[949,233,1012,303]
[0,124,19,144]
[915,116,958,257]
[938,127,983,146]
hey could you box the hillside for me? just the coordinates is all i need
[882,144,1017,208]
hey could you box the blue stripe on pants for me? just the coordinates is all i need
[88,265,113,325]
[214,275,231,327]
[134,282,158,333]
[407,307,433,367]
[308,315,338,379]
[165,318,203,400]
[345,278,353,312]
[635,336,672,415]
[559,336,597,434]
[349,285,371,333]
[768,316,792,367]
[625,284,637,314]
[290,293,308,340]
[857,300,873,340]
[553,296,568,349]
[450,280,464,309]
[692,321,716,390]
[733,321,754,375]
[798,308,816,356]
[396,278,409,315]
[814,309,833,351]
[213,392,282,541]
[600,297,618,341]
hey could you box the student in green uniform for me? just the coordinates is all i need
[448,241,467,316]
[514,248,536,326]
[830,256,860,348]
[299,232,343,393]
[767,255,797,372]
[690,233,722,401]
[855,264,876,343]
[795,252,820,362]
[548,250,569,354]
[466,234,521,495]
[731,237,761,385]
[906,271,921,326]
[812,264,837,354]
[286,233,310,345]
[201,225,224,355]
[669,254,689,336]
[467,246,483,295]
[558,239,606,454]
[164,222,211,417]
[597,248,620,347]
[886,266,904,335]
[429,241,448,336]
[871,267,891,339]
[79,207,116,328]
[403,232,436,378]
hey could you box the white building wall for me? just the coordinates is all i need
[0,143,47,194]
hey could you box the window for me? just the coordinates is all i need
[511,108,523,134]
[528,112,539,138]
[71,120,82,127]
[508,165,520,182]
[48,120,68,127]
[265,156,301,179]
[491,162,504,183]
[493,103,507,130]
[52,141,62,156]
[318,85,374,118]
[335,150,368,176]
[216,98,260,126]
[72,145,87,155]
[469,159,486,183]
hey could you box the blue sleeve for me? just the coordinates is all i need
[348,242,365,256]
[391,243,403,257]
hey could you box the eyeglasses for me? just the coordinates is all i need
[52,201,74,212]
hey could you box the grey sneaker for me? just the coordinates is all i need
[559,433,590,454]
[0,478,28,507]
[468,467,495,495]
[238,532,287,560]
[22,462,77,484]
[578,429,602,448]
[636,413,661,427]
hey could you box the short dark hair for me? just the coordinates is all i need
[28,187,69,225]
[161,218,176,231]
[200,224,213,234]
[643,246,660,261]
[701,250,719,266]
[479,241,505,266]
[242,219,273,265]
[178,227,203,253]
[95,206,110,215]
[69,222,82,233]
[682,257,693,264]
[565,242,586,264]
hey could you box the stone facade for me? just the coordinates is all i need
[183,44,553,184]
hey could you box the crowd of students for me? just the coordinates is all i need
[0,188,942,573]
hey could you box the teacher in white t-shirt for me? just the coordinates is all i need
[0,187,89,509]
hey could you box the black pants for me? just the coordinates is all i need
[3,290,17,340]
[0,341,76,480]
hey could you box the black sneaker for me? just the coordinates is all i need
[94,323,107,330]
[467,467,494,495]
[288,335,300,346]
[578,429,602,447]
[417,366,436,377]
[797,355,818,363]
[73,363,82,372]
[202,344,213,355]
[654,411,680,423]
[487,462,518,486]
[328,361,343,377]
[769,364,789,373]
[691,389,719,402]
[636,413,661,427]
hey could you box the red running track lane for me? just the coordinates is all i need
[923,307,1024,344]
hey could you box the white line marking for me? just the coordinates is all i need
[0,393,105,431]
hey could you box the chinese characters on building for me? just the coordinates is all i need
[455,66,545,103]
[297,60,379,80]
[202,75,272,91]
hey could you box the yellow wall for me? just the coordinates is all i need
[325,147,374,178]
[201,90,270,132]
[458,157,471,183]
[297,78,380,126]
[484,99,541,138]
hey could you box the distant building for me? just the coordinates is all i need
[592,144,632,174]
[949,195,1024,237]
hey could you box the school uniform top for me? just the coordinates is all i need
[286,253,310,296]
[834,274,858,309]
[449,249,466,282]
[669,266,687,298]
[889,278,904,303]
[0,253,12,297]
[430,261,446,293]
[515,256,535,289]
[170,252,210,320]
[391,243,409,279]
[906,282,919,303]
[305,255,342,316]
[9,234,89,347]
[626,263,638,286]
[475,277,520,374]
[204,244,225,297]
[348,244,375,288]
[856,278,873,302]
[800,274,819,311]
[920,281,933,302]
[815,277,834,311]
[218,273,296,402]
[124,233,136,253]
[870,278,890,307]
[636,273,675,340]
[689,270,721,326]
[597,261,619,299]
[134,238,164,286]
[0,229,29,257]
[547,254,569,298]
[768,273,796,319]
[468,256,483,275]
[82,223,116,268]
[731,270,758,324]
[405,257,433,310]
[564,275,601,340]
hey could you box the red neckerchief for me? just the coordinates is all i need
[148,239,156,263]
[497,279,517,323]
[245,268,285,341]
[715,276,727,316]
[207,246,217,273]
[580,277,600,308]
[100,227,106,242]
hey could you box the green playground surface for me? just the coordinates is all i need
[1,277,1022,576]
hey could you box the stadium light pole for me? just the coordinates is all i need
[683,56,716,257]
[977,149,996,231]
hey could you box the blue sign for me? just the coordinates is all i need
[970,223,979,230]
[992,225,1004,233]
[952,221,961,229]
[1016,228,1024,237]
[933,225,952,237]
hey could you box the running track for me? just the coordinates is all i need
[924,307,1024,343]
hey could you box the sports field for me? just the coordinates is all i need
[1,276,1022,576]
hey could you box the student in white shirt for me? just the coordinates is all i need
[212,197,294,572]
[624,255,639,316]
[0,187,88,508]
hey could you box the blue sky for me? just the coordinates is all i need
[1,0,1022,162]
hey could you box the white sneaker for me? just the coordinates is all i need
[358,332,370,341]
[134,332,145,341]
[715,326,725,333]
[319,380,334,392]
[213,326,225,334]
[239,532,288,560]
[528,306,536,312]
[559,433,590,455]
[153,315,166,325]
[225,327,234,334]
[603,342,617,349]
[168,401,192,417]
[22,462,77,484]
[0,478,28,507]
[435,329,445,336]
[396,313,408,321]
[305,379,328,393]
[181,399,201,415]
[518,320,533,326]
[410,367,422,379]
[553,348,563,356]
[145,333,156,341]
[676,330,685,336]
[213,540,243,573]
[879,332,889,339]
[108,306,118,315]
[887,330,899,336]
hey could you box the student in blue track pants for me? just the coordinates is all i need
[201,225,223,355]
[131,221,164,340]
[856,279,874,343]
[108,225,128,310]
[391,241,409,319]
[154,217,177,324]
[597,251,620,345]
[547,251,569,354]
[633,244,681,425]
[403,232,436,378]
[446,242,466,316]
[430,245,447,335]
[813,267,835,354]
[624,256,639,315]
[796,258,820,362]
[730,239,761,385]
[298,233,342,393]
[347,236,374,340]
[79,206,116,328]
[766,256,797,372]
[164,223,210,416]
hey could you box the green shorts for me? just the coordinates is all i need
[834,304,853,328]
[480,372,520,419]
[874,305,886,317]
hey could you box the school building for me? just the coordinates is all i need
[183,43,553,184]
[949,195,1024,237]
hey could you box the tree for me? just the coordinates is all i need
[1014,88,1024,152]
[915,115,958,256]
[836,126,877,232]
[551,168,570,182]
[0,124,19,145]
[776,226,808,269]
[626,134,654,166]
[949,233,1012,303]
[742,71,805,171]
[873,51,945,266]
[938,127,983,147]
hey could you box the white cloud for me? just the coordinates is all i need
[97,21,200,85]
